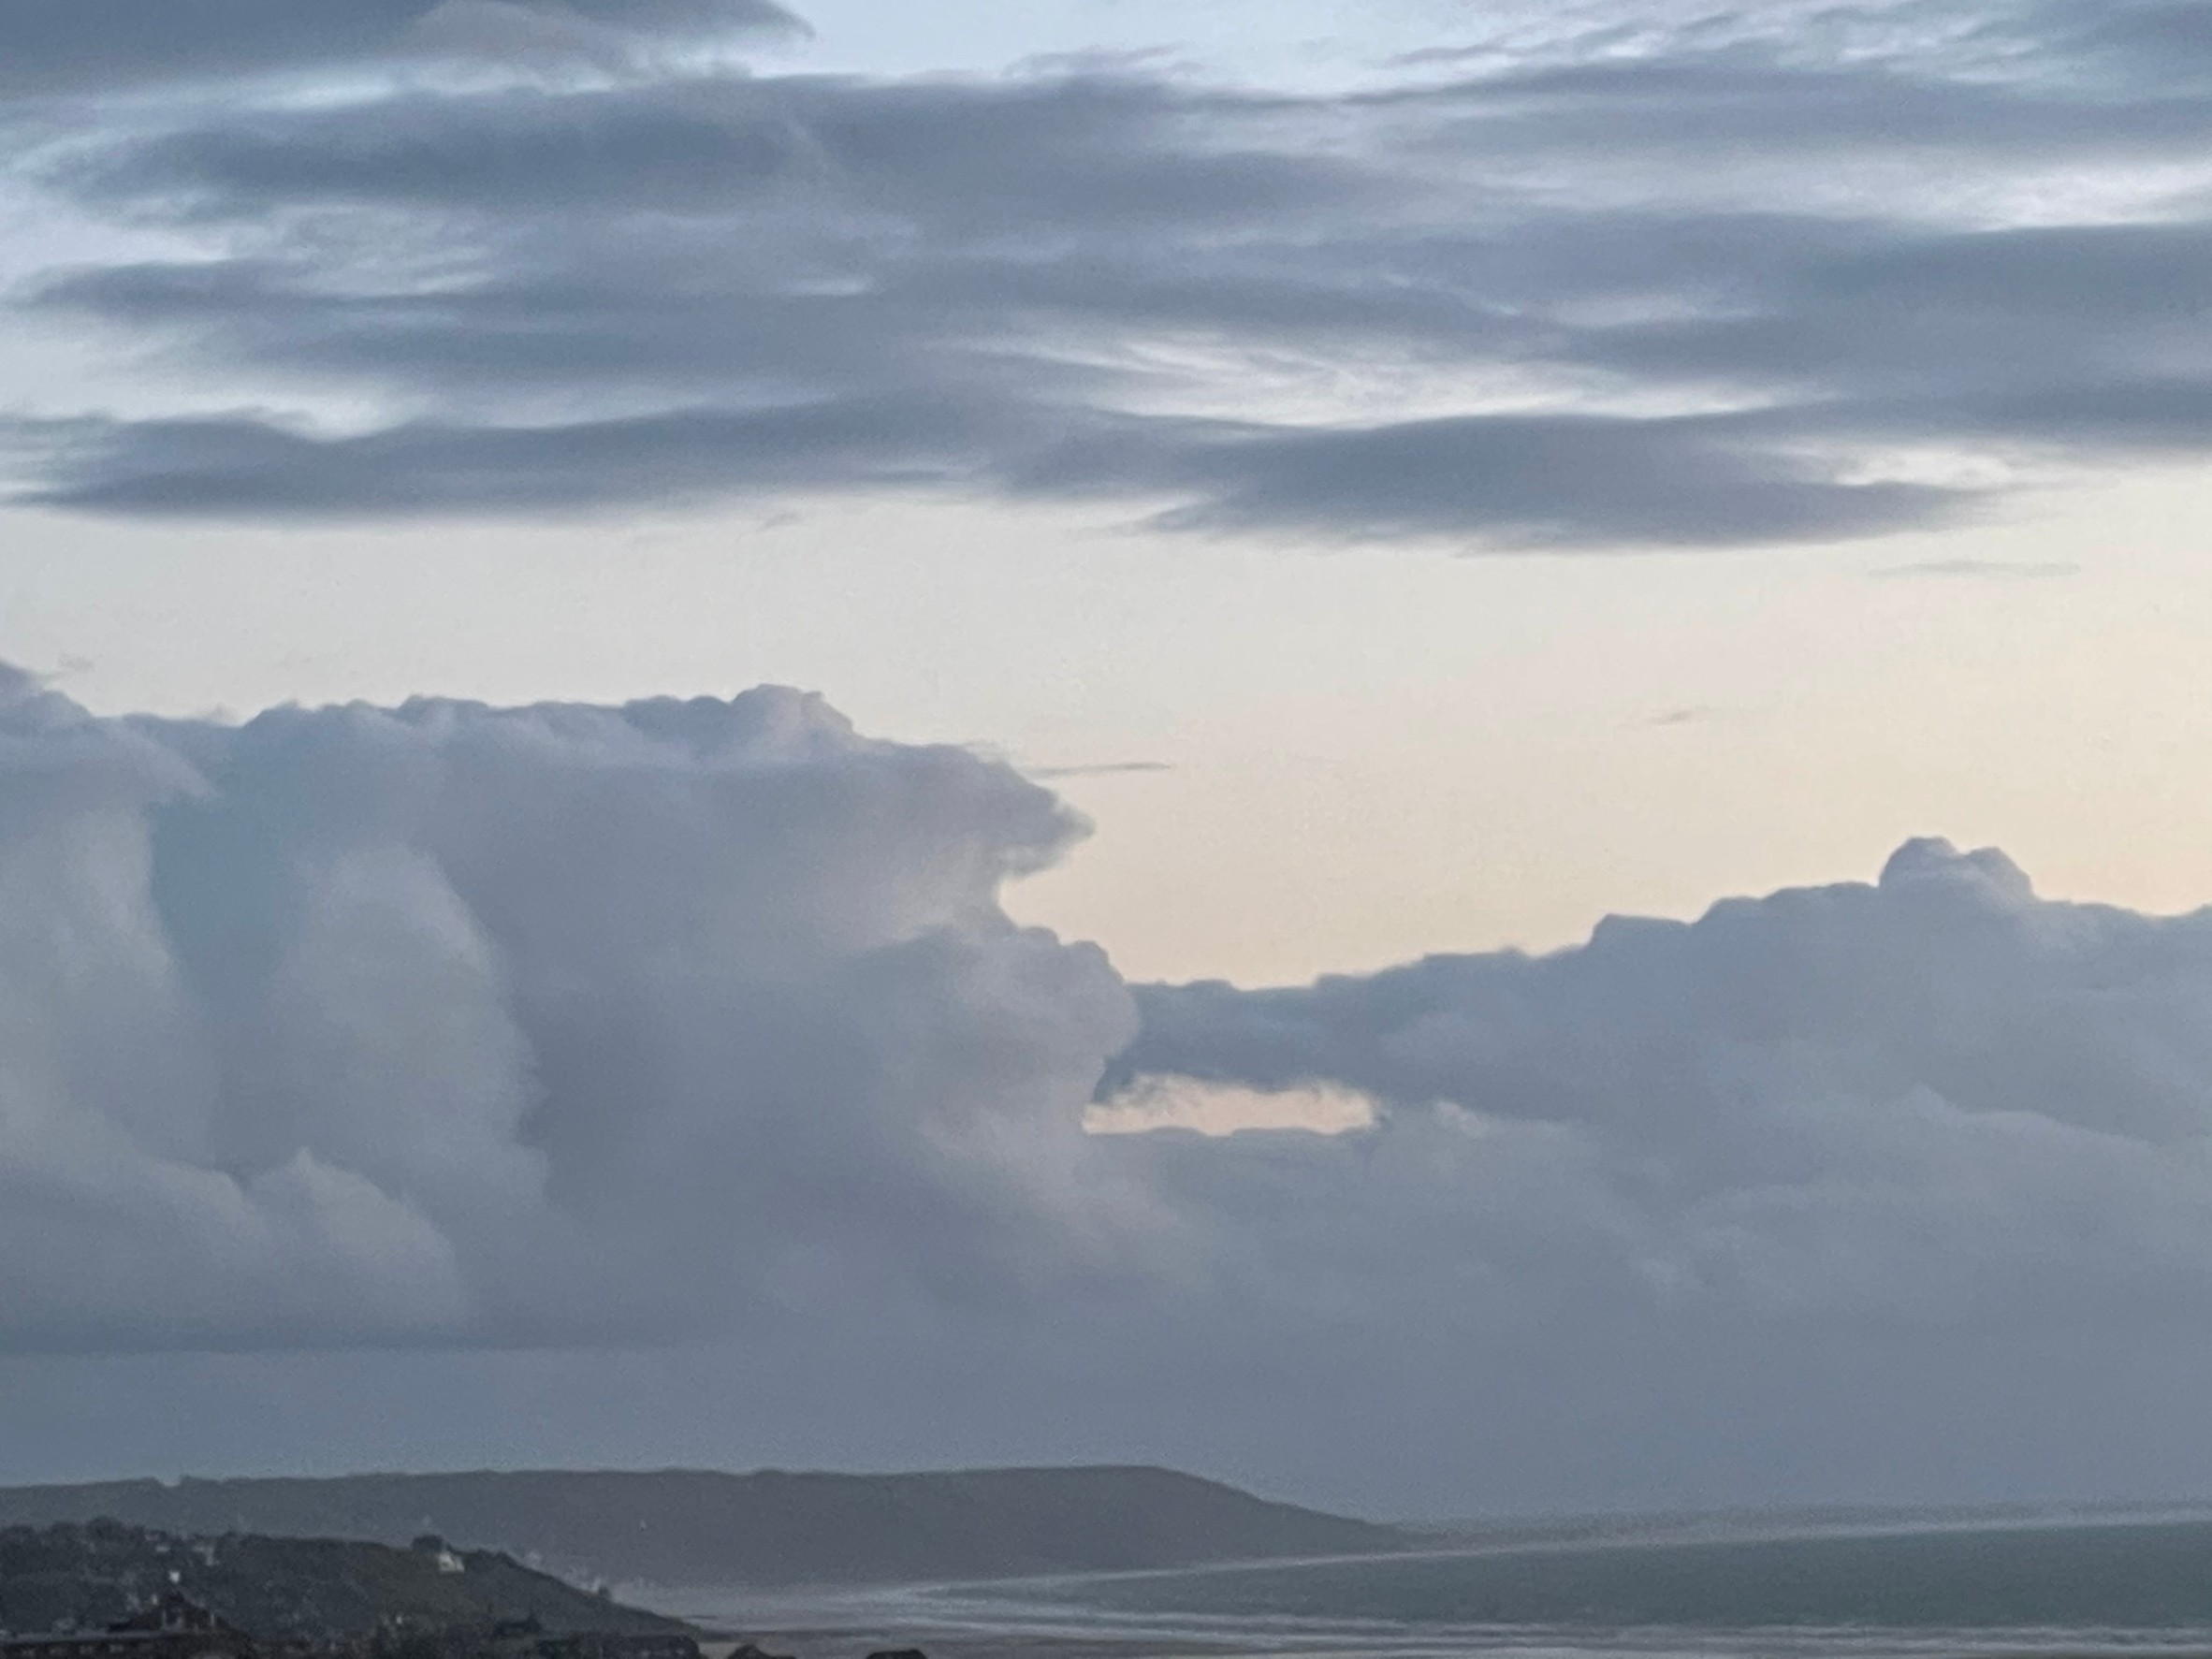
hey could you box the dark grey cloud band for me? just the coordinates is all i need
[2,0,2206,546]
[0,0,806,94]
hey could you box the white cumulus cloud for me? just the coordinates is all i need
[0,670,1143,1352]
[13,672,2212,1509]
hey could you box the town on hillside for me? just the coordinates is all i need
[0,1526,909,1659]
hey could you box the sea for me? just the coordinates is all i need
[661,1512,2212,1659]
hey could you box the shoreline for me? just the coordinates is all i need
[701,1636,1247,1659]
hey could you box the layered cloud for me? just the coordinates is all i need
[0,0,806,95]
[2,0,2208,545]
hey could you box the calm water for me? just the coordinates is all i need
[670,1518,2212,1659]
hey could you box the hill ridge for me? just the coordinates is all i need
[0,1467,1409,1590]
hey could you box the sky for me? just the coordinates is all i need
[4,0,2212,1521]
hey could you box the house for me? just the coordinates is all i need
[406,1537,465,1576]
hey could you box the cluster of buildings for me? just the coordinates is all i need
[0,1596,699,1659]
[0,1594,255,1659]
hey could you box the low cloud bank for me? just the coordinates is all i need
[1117,837,2212,1332]
[10,675,2212,1378]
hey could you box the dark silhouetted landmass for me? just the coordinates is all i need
[0,1521,685,1640]
[0,1469,1408,1589]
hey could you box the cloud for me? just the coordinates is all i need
[1,0,2208,546]
[0,0,808,95]
[1870,557,2080,579]
[1110,836,2212,1330]
[14,676,2212,1503]
[1125,412,1963,547]
[10,402,1042,518]
[15,668,2212,1354]
[1027,761,1175,779]
[0,672,1147,1352]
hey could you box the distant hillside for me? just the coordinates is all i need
[0,1520,686,1639]
[0,1468,1409,1589]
